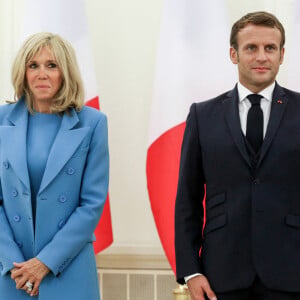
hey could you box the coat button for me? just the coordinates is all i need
[3,161,9,169]
[66,167,75,175]
[13,215,21,222]
[58,220,65,229]
[11,189,18,197]
[58,195,67,203]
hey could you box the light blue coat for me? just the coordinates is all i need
[0,98,109,299]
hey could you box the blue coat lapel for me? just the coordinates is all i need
[0,100,89,195]
[38,108,89,194]
[0,100,30,189]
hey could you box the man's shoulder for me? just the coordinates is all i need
[192,89,233,113]
[196,90,231,105]
[281,86,300,99]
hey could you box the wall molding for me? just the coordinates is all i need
[96,253,171,270]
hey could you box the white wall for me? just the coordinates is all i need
[86,0,164,254]
[0,0,298,258]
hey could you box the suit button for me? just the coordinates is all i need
[58,220,65,229]
[16,240,23,248]
[13,215,21,222]
[253,178,260,184]
[3,161,9,169]
[58,195,67,203]
[11,189,18,197]
[66,167,75,175]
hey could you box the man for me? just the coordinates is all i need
[175,11,300,300]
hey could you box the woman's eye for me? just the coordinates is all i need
[28,63,37,69]
[48,62,57,68]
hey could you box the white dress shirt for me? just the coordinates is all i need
[237,81,274,137]
[184,81,276,283]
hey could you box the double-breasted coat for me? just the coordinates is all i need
[0,98,109,299]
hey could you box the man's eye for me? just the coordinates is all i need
[266,46,275,51]
[247,45,255,51]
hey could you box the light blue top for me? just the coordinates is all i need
[26,112,62,224]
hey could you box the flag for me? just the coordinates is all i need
[287,1,300,90]
[147,0,236,274]
[22,0,113,253]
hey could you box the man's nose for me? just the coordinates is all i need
[256,48,267,61]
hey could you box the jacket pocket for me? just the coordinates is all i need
[206,192,225,210]
[285,214,300,228]
[204,214,227,235]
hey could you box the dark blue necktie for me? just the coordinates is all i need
[246,94,263,153]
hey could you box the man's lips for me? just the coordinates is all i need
[253,67,270,72]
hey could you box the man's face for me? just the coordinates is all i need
[230,24,284,93]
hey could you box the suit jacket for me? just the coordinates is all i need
[0,98,109,300]
[175,83,300,293]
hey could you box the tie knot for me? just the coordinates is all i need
[248,94,262,105]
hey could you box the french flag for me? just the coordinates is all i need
[147,0,236,273]
[22,0,113,253]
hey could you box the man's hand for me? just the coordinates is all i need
[11,258,50,296]
[187,275,217,300]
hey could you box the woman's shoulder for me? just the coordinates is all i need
[77,106,107,124]
[0,102,17,120]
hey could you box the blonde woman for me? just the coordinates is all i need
[0,32,109,299]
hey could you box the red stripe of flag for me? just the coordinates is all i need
[86,96,113,253]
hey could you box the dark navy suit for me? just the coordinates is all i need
[175,83,300,293]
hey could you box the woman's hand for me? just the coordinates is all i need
[11,258,50,296]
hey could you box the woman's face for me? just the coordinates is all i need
[26,46,63,112]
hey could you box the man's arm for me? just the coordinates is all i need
[186,275,217,300]
[175,103,205,283]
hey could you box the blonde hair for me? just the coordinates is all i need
[12,32,84,113]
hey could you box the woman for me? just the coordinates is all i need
[0,32,109,299]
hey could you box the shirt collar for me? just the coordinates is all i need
[237,81,275,103]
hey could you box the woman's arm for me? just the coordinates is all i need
[0,197,25,276]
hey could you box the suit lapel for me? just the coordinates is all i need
[38,109,89,194]
[224,86,252,168]
[257,83,287,167]
[0,100,31,189]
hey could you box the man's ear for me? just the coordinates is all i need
[230,47,238,64]
[280,47,285,64]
